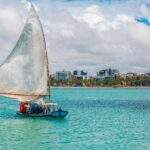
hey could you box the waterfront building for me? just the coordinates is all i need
[96,68,119,79]
[126,73,137,77]
[118,73,127,79]
[55,71,72,80]
[144,73,150,77]
[109,69,119,75]
[73,70,88,80]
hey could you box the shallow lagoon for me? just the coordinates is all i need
[0,88,150,150]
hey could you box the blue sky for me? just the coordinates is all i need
[0,0,150,74]
[136,17,150,26]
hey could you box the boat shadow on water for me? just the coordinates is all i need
[14,115,69,124]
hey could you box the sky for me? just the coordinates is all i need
[0,0,150,74]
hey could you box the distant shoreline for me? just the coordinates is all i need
[51,86,150,89]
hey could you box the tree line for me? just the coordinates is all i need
[49,76,150,87]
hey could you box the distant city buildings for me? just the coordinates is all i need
[52,69,150,81]
[54,70,88,81]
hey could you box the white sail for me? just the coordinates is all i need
[0,5,49,101]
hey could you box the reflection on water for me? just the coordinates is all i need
[65,99,150,111]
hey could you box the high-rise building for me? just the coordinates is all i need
[144,73,150,77]
[96,68,119,79]
[73,70,88,80]
[110,69,119,75]
[55,71,72,80]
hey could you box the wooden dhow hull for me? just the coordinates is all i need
[16,110,68,118]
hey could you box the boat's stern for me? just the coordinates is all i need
[51,109,68,118]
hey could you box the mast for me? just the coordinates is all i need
[46,50,51,103]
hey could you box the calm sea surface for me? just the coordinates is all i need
[0,88,150,150]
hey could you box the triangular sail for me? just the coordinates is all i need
[0,5,49,101]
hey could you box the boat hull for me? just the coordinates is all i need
[51,110,68,118]
[16,110,68,118]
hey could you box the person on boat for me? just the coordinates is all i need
[42,104,48,114]
[35,96,46,113]
[24,103,30,113]
[20,102,25,113]
[31,103,39,114]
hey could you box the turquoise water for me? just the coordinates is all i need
[0,88,150,150]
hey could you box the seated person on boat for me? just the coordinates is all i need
[19,97,58,115]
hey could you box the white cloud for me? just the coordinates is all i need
[0,4,27,63]
[78,5,106,28]
[45,3,150,73]
[140,4,150,19]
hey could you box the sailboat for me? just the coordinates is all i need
[0,5,68,118]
